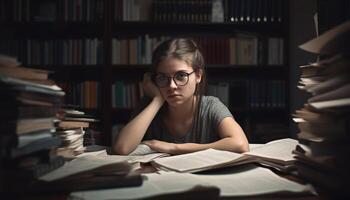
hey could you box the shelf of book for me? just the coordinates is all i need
[1,0,290,145]
[2,22,104,32]
[112,21,285,36]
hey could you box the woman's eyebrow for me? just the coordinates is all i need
[157,70,188,75]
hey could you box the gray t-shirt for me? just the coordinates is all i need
[136,96,233,144]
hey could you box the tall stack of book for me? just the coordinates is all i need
[0,55,65,193]
[56,107,99,159]
[292,21,350,196]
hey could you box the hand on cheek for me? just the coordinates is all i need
[143,73,162,99]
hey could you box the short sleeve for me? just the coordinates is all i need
[207,97,233,129]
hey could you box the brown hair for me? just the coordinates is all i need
[151,38,207,142]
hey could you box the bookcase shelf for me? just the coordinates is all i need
[28,65,103,71]
[2,22,104,38]
[112,21,285,36]
[1,0,291,144]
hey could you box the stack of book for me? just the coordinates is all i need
[0,55,65,192]
[292,21,350,196]
[56,108,99,159]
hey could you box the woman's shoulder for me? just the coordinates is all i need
[201,96,221,104]
[199,96,232,120]
[200,96,226,110]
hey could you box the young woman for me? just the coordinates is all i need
[114,38,249,155]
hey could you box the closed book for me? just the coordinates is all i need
[0,118,55,135]
[11,134,61,158]
[0,89,63,107]
[62,117,98,122]
[57,120,89,129]
[0,66,50,81]
[0,75,65,97]
[0,106,57,120]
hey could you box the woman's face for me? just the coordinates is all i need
[155,58,202,107]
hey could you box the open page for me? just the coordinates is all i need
[69,165,316,200]
[127,144,169,163]
[149,138,298,173]
[243,138,298,164]
[151,148,253,173]
[299,20,350,54]
[308,83,350,102]
[309,98,350,109]
[76,149,107,158]
[193,165,316,197]
[39,155,132,181]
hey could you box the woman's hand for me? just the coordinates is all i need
[143,140,177,154]
[143,72,163,99]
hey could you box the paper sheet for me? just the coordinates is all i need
[69,165,316,200]
[244,138,298,162]
[152,148,244,172]
[40,155,132,181]
[194,165,316,197]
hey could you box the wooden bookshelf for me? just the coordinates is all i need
[1,0,290,145]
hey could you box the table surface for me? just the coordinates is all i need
[12,162,332,200]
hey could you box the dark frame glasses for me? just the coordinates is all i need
[153,71,195,87]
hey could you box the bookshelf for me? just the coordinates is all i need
[1,0,290,145]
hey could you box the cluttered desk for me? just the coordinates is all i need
[1,13,349,200]
[10,138,323,200]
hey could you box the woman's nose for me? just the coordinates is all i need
[169,78,178,88]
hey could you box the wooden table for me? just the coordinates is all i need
[10,163,331,200]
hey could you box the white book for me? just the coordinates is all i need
[306,74,350,95]
[151,138,298,173]
[127,144,169,163]
[39,155,132,181]
[309,98,350,109]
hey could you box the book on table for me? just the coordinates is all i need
[35,154,143,193]
[128,138,299,173]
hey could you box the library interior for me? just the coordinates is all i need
[0,0,349,199]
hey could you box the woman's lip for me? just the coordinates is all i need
[168,94,180,98]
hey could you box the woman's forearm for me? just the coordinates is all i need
[114,96,164,155]
[173,137,249,155]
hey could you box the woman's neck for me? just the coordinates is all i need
[167,96,197,121]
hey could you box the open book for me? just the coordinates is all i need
[127,144,170,163]
[150,138,298,173]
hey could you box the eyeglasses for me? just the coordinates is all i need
[154,71,195,87]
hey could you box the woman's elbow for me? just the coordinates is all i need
[240,142,250,153]
[113,142,131,155]
[235,140,249,153]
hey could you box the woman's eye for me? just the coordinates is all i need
[157,76,167,81]
[176,72,187,80]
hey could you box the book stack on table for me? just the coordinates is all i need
[0,55,65,193]
[292,20,350,197]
